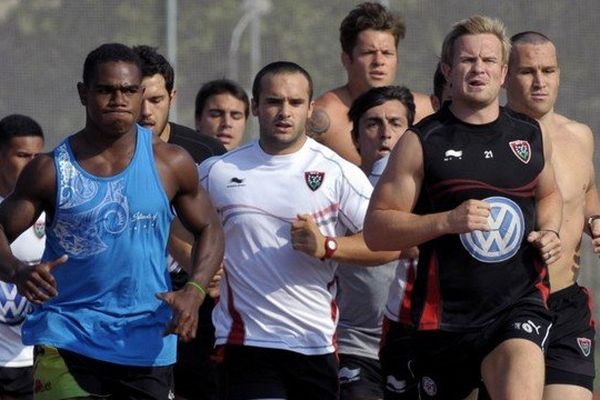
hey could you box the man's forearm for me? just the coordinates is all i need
[188,221,224,289]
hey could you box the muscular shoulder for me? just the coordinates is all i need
[554,113,593,144]
[310,88,351,135]
[411,91,435,123]
[15,152,56,202]
[153,138,194,167]
[153,139,198,197]
[314,87,351,110]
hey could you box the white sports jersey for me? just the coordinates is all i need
[0,196,45,367]
[199,138,372,355]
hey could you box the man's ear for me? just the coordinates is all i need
[251,98,259,116]
[169,89,177,104]
[341,51,352,69]
[441,62,452,82]
[77,82,88,106]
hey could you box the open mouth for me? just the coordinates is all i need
[217,133,233,142]
[370,71,386,79]
[468,79,486,87]
[378,146,392,154]
[275,121,292,132]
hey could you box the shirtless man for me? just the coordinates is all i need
[308,2,433,166]
[505,31,599,400]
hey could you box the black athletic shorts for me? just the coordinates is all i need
[410,300,552,399]
[33,346,173,399]
[0,366,33,399]
[379,318,418,400]
[545,283,596,391]
[338,353,382,400]
[174,296,219,400]
[219,345,339,400]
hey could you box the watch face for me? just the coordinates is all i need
[327,239,337,250]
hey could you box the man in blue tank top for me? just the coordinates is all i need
[0,43,224,400]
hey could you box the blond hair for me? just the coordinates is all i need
[441,15,510,66]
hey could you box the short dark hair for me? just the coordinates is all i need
[195,79,250,119]
[82,43,142,86]
[509,31,556,72]
[348,85,415,144]
[132,45,175,93]
[340,2,405,56]
[0,114,44,149]
[433,63,447,104]
[510,31,552,46]
[252,61,313,102]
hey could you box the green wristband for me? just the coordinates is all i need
[186,281,207,297]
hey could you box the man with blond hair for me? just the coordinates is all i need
[506,31,598,400]
[365,16,562,399]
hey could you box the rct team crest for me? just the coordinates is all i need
[577,337,592,357]
[305,171,325,191]
[33,220,45,239]
[509,140,531,164]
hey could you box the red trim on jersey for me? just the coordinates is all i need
[418,254,441,330]
[224,269,245,345]
[533,258,550,305]
[311,203,340,221]
[399,258,417,326]
[582,287,597,329]
[430,178,538,201]
[328,277,338,351]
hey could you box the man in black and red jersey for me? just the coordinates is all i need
[364,15,562,400]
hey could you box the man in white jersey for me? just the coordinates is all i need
[505,31,600,400]
[199,61,398,400]
[0,114,45,400]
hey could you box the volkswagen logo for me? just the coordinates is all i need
[460,196,524,263]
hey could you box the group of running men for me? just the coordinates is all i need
[0,2,597,400]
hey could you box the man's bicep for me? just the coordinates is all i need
[173,183,219,235]
[0,155,54,241]
[371,132,423,213]
[0,189,44,243]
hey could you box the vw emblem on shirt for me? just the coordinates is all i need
[459,196,524,263]
[0,282,29,325]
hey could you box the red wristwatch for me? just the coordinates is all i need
[321,236,338,260]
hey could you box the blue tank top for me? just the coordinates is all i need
[22,125,176,366]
